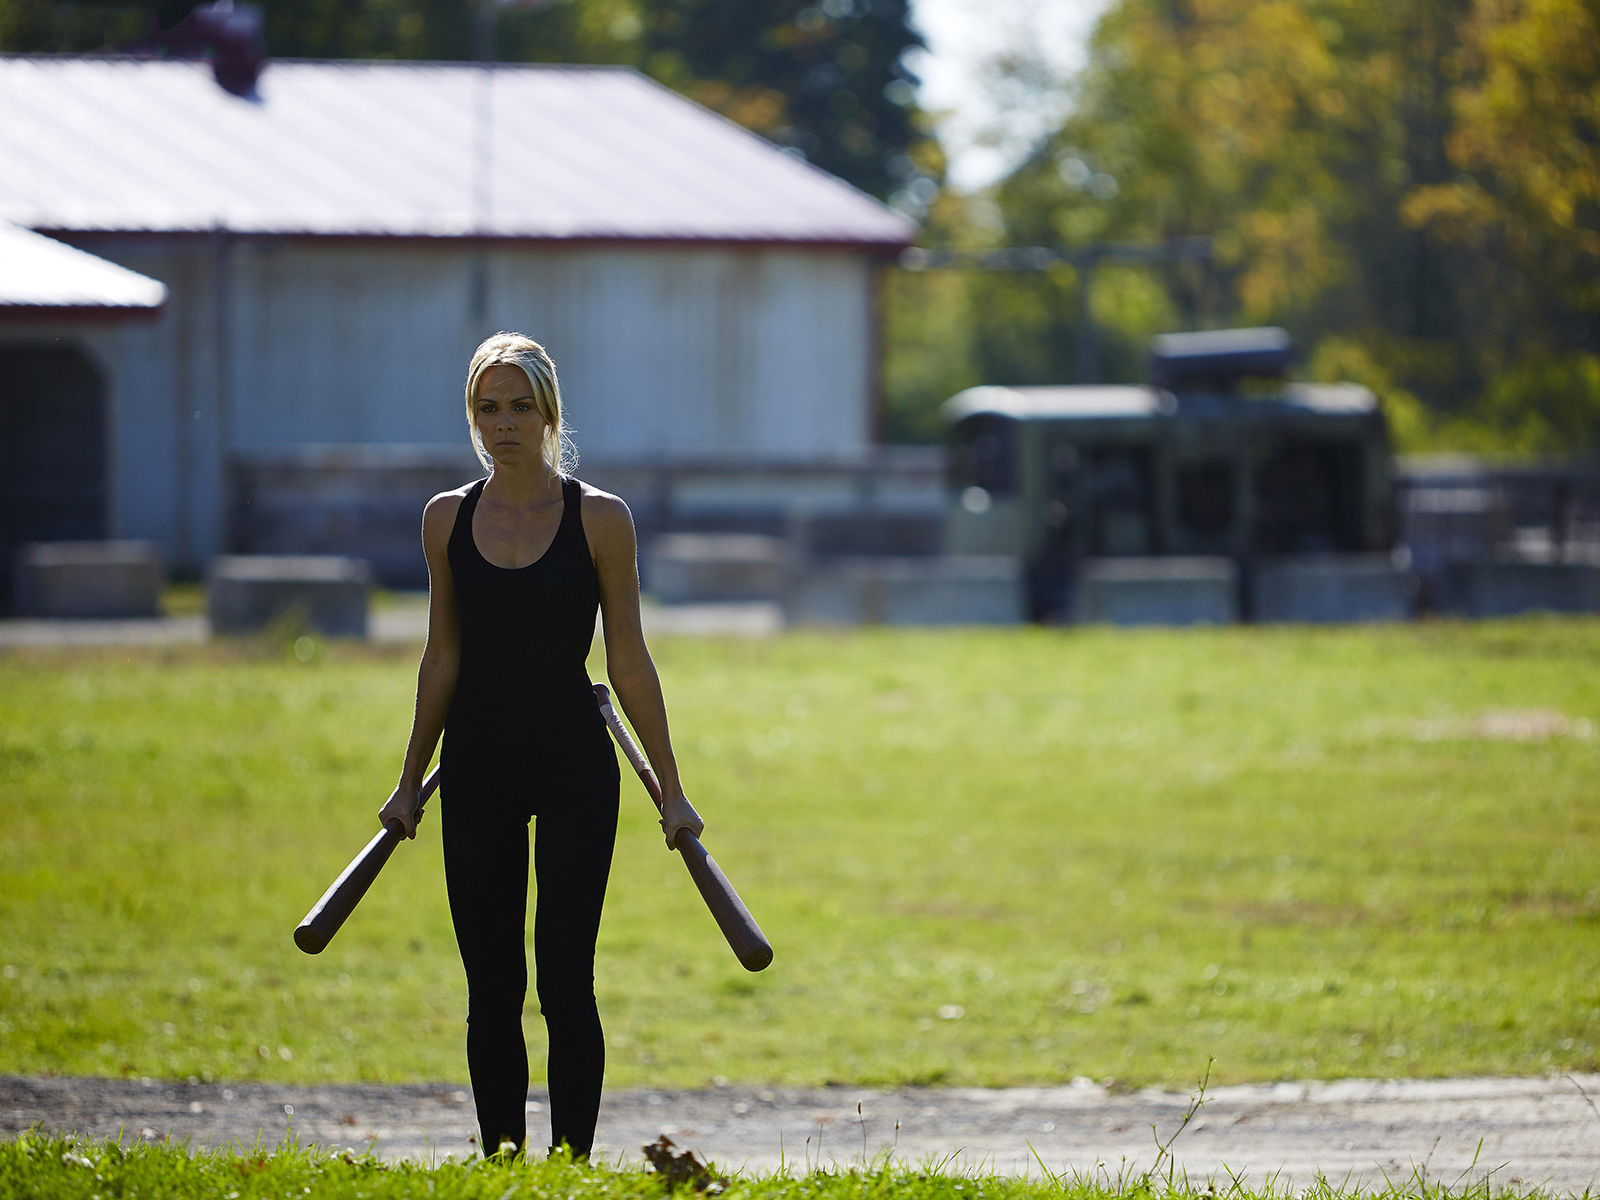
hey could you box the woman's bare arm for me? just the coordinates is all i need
[379,492,464,837]
[584,487,704,847]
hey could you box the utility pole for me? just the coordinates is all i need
[471,0,507,234]
[469,0,552,319]
[471,0,555,229]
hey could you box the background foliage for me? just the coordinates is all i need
[5,0,1596,454]
[884,0,1600,450]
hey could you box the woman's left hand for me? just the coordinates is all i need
[659,792,704,850]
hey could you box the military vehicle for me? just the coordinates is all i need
[943,327,1395,620]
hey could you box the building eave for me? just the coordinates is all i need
[47,228,913,257]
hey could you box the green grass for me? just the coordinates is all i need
[158,582,206,617]
[1,621,1598,1090]
[158,584,424,617]
[0,1129,1574,1200]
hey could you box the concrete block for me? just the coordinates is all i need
[647,534,785,603]
[1252,555,1415,623]
[1397,484,1513,573]
[229,446,481,588]
[784,556,1023,626]
[788,510,943,558]
[1441,561,1599,617]
[1074,557,1238,626]
[208,555,372,637]
[12,541,165,617]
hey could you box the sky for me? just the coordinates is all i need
[904,0,1114,192]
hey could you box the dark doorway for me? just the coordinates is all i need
[0,345,108,601]
[1029,437,1081,621]
[1252,439,1364,553]
[1176,458,1235,540]
[1090,446,1154,556]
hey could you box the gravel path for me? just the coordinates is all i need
[5,1074,1598,1193]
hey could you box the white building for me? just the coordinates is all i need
[0,56,919,580]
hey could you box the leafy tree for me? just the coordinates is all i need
[640,0,926,199]
[0,0,145,52]
[1401,0,1600,447]
[261,0,647,67]
[884,0,1600,452]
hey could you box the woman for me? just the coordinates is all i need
[378,331,703,1160]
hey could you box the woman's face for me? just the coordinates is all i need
[473,364,548,470]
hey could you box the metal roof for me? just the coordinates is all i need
[0,55,916,248]
[944,382,1377,422]
[0,220,168,313]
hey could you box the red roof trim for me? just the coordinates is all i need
[0,302,167,323]
[49,229,913,257]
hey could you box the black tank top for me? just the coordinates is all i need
[442,476,619,800]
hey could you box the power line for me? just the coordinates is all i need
[896,238,1213,382]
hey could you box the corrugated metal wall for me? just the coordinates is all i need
[45,236,874,570]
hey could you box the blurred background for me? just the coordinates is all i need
[1,0,1597,630]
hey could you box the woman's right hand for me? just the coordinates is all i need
[379,783,423,839]
[659,792,704,851]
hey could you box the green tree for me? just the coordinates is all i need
[952,0,1600,453]
[260,0,642,73]
[0,0,144,51]
[1401,0,1600,448]
[639,0,926,198]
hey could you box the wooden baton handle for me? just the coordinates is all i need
[293,764,441,955]
[593,683,773,972]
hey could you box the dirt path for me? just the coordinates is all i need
[5,1074,1598,1192]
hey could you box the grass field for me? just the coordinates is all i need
[1,621,1598,1091]
[0,1129,1566,1200]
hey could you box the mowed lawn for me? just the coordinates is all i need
[1,620,1597,1091]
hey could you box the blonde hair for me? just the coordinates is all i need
[463,332,577,475]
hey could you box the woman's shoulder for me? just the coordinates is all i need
[421,481,480,537]
[574,477,630,519]
[573,478,635,545]
[426,481,479,515]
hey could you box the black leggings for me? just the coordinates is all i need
[442,784,618,1157]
